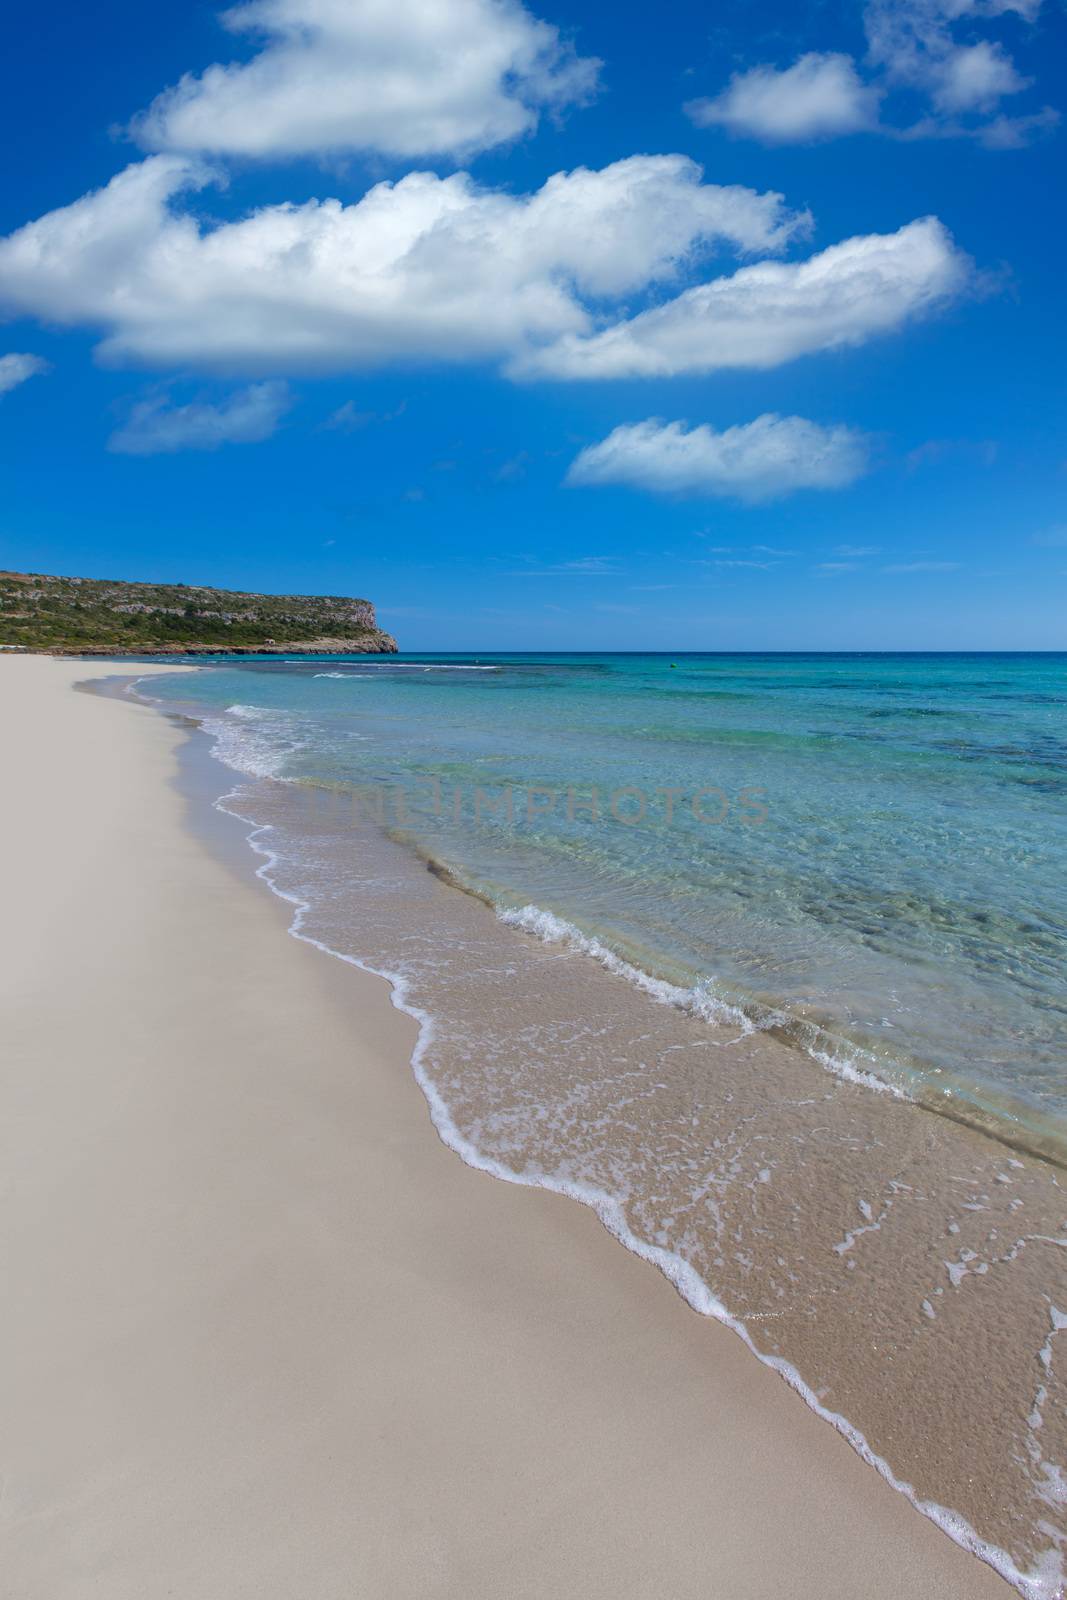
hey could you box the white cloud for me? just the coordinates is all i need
[323,401,375,431]
[866,0,1033,102]
[865,0,1052,131]
[687,53,881,143]
[711,557,778,569]
[688,1,1053,147]
[506,555,620,575]
[568,415,871,502]
[0,352,50,395]
[881,559,961,572]
[323,398,405,430]
[108,380,290,453]
[974,105,1059,146]
[930,39,1027,112]
[0,154,809,374]
[519,218,972,380]
[132,0,599,162]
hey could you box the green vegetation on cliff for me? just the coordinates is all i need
[0,571,398,655]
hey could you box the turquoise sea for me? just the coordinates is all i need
[139,650,1067,1589]
[148,651,1067,1150]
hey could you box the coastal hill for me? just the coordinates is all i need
[0,570,399,655]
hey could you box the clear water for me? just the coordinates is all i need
[138,652,1067,1591]
[147,651,1067,1145]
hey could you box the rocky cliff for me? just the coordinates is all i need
[0,571,399,655]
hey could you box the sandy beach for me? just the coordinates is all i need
[0,657,1012,1599]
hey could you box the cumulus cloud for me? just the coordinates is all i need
[0,352,50,395]
[928,38,1027,111]
[866,0,1052,132]
[518,218,972,380]
[688,0,1054,146]
[0,154,809,374]
[567,415,871,502]
[687,53,881,143]
[865,0,1031,102]
[131,0,599,162]
[108,380,290,453]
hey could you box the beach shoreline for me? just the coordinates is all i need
[0,658,1017,1597]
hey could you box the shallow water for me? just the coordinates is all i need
[137,655,1067,1595]
[148,651,1067,1145]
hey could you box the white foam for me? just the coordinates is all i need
[808,1045,910,1100]
[198,704,305,781]
[501,903,925,1116]
[498,903,754,1036]
[498,905,919,1105]
[125,678,293,780]
[322,661,500,670]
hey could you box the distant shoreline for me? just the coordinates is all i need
[29,639,402,657]
[0,568,398,655]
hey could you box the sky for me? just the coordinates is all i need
[0,0,1064,650]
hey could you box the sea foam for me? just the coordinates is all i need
[498,903,753,1035]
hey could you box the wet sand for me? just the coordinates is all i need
[0,657,1013,1598]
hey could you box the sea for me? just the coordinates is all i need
[138,651,1067,1597]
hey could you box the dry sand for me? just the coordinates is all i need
[0,657,1010,1599]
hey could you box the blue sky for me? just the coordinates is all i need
[0,0,1064,649]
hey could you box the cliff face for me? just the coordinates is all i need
[0,571,398,655]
